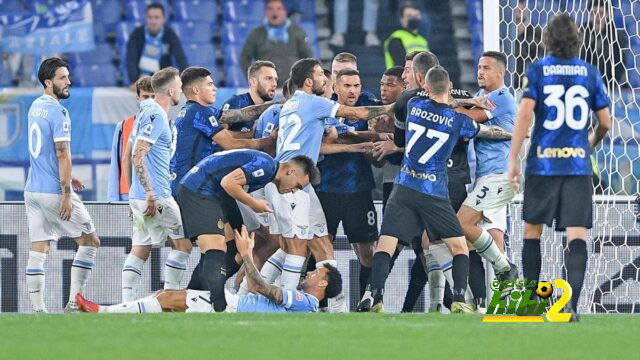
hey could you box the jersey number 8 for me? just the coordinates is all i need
[406,123,450,164]
[542,84,589,131]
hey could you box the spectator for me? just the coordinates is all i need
[580,0,628,89]
[329,0,380,47]
[240,0,313,87]
[125,3,188,83]
[383,2,429,69]
[107,77,154,201]
[513,0,543,89]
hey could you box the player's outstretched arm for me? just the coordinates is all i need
[507,98,536,189]
[335,103,394,122]
[131,139,156,216]
[55,141,72,221]
[235,226,284,305]
[476,124,512,139]
[212,129,274,152]
[589,107,612,149]
[221,169,273,214]
[219,102,280,124]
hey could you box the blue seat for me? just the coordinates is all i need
[116,21,143,45]
[222,0,263,23]
[93,22,107,43]
[290,0,315,21]
[297,20,319,57]
[125,0,170,21]
[225,65,248,87]
[73,64,118,86]
[183,43,216,68]
[0,0,24,12]
[221,21,255,45]
[91,0,121,26]
[68,43,114,66]
[171,21,212,44]
[222,44,243,66]
[173,0,218,23]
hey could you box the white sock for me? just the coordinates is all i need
[122,254,145,302]
[281,254,305,290]
[26,251,47,312]
[430,243,455,285]
[103,296,162,313]
[69,246,97,305]
[238,248,286,295]
[424,249,445,311]
[317,260,347,313]
[164,250,190,290]
[473,229,510,273]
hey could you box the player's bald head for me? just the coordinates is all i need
[425,66,450,95]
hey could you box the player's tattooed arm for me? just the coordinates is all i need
[335,103,394,121]
[476,124,512,140]
[131,140,153,193]
[219,102,278,124]
[242,254,284,304]
[55,141,72,195]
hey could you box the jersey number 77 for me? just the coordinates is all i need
[405,123,450,164]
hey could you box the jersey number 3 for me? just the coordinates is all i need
[406,123,449,164]
[542,84,589,131]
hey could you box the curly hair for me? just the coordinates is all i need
[543,13,580,59]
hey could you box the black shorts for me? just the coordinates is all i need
[523,175,593,230]
[317,191,378,243]
[380,185,464,245]
[176,185,228,239]
[448,181,468,213]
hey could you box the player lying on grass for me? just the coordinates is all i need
[75,226,342,313]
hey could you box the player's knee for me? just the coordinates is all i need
[285,237,308,256]
[77,232,100,247]
[172,238,193,253]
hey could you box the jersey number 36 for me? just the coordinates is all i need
[542,84,589,131]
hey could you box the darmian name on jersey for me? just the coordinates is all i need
[400,164,437,181]
[536,146,587,159]
[409,107,454,127]
[542,65,588,77]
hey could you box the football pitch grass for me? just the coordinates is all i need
[1,313,638,359]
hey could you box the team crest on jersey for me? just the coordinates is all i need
[217,219,224,229]
[252,169,265,178]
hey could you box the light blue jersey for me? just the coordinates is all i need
[129,99,174,200]
[238,289,319,313]
[25,94,72,194]
[474,86,516,177]
[254,104,282,139]
[275,91,339,164]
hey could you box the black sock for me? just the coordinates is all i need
[565,239,587,310]
[370,252,392,303]
[452,254,469,302]
[523,238,542,291]
[187,254,204,290]
[223,241,241,279]
[468,250,486,300]
[359,264,371,298]
[401,259,427,312]
[443,281,453,309]
[202,249,227,312]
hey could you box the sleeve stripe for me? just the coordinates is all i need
[483,109,494,120]
[53,137,71,142]
[136,136,156,144]
[330,103,340,118]
[285,290,293,308]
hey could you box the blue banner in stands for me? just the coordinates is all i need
[0,0,95,54]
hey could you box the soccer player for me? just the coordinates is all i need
[367,65,489,314]
[316,68,380,298]
[108,76,153,201]
[262,58,392,312]
[24,57,100,312]
[455,51,519,297]
[507,13,611,320]
[222,61,278,138]
[330,52,379,103]
[176,149,319,311]
[75,226,343,314]
[123,67,190,302]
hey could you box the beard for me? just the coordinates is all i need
[53,83,70,99]
[312,81,325,96]
[257,85,274,102]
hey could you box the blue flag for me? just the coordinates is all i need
[0,1,95,54]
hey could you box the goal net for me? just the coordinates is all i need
[497,0,640,313]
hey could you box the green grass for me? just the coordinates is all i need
[1,313,638,360]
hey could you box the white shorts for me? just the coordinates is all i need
[463,174,514,233]
[265,183,328,240]
[25,191,96,242]
[236,188,275,231]
[130,197,185,247]
[478,204,507,232]
[185,289,239,313]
